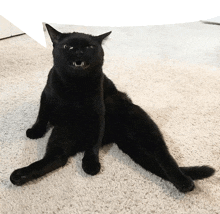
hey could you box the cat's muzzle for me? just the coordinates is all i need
[73,61,89,69]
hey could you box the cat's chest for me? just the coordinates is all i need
[48,95,99,126]
[53,98,87,112]
[52,97,90,115]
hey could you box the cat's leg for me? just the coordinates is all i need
[152,145,195,192]
[112,103,195,193]
[26,91,51,139]
[82,114,105,176]
[10,147,69,186]
[10,127,73,186]
[116,138,194,193]
[115,141,169,180]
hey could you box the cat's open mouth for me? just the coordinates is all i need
[72,61,90,69]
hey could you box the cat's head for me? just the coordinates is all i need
[45,24,111,73]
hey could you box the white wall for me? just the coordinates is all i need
[0,15,23,39]
[204,16,220,24]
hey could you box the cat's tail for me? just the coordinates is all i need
[180,165,215,180]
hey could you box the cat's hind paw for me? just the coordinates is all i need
[10,168,32,186]
[173,176,195,193]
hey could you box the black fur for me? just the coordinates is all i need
[10,24,215,193]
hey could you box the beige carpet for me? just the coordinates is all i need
[1,22,220,214]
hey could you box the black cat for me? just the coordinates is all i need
[10,24,215,193]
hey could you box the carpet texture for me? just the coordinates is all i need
[1,22,220,213]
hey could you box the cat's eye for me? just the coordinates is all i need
[86,45,94,49]
[63,45,74,50]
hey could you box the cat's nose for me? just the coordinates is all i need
[76,50,83,55]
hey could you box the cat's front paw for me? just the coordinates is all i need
[26,125,46,139]
[10,167,32,186]
[82,155,101,176]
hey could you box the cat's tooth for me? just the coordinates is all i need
[73,62,76,66]
[82,62,84,66]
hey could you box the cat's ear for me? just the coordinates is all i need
[93,31,112,44]
[45,24,62,45]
